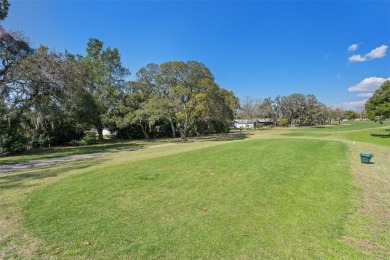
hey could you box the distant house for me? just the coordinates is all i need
[231,120,257,129]
[257,119,274,126]
[230,119,274,129]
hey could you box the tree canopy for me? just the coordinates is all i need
[236,93,339,126]
[0,29,93,153]
[0,25,238,153]
[115,61,238,140]
[0,0,10,21]
[365,80,390,124]
[84,38,130,140]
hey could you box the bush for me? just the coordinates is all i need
[277,118,289,127]
[67,139,87,146]
[30,137,51,149]
[0,131,28,156]
[0,104,28,155]
[68,132,98,146]
[50,125,85,146]
[82,132,98,145]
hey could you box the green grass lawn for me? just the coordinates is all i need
[286,121,388,133]
[23,139,359,258]
[282,132,331,137]
[343,127,390,147]
[1,122,389,258]
[281,121,389,140]
[311,121,388,132]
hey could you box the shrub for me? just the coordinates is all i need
[68,132,98,146]
[67,139,87,146]
[0,131,28,156]
[82,132,98,145]
[277,118,289,127]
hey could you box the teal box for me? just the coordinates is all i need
[360,152,373,164]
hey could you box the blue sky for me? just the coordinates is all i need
[3,1,390,109]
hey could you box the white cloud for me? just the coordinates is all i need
[348,54,366,62]
[348,44,388,62]
[348,77,390,92]
[357,92,373,98]
[348,44,358,51]
[343,99,368,107]
[365,45,387,59]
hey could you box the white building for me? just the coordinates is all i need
[230,119,274,129]
[231,120,257,129]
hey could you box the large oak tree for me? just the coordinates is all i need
[84,38,130,141]
[365,80,390,124]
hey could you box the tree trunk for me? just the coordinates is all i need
[180,129,187,140]
[139,122,149,139]
[169,119,176,138]
[181,111,189,140]
[97,126,104,142]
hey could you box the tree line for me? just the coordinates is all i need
[236,94,364,127]
[0,28,238,155]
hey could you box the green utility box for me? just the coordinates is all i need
[360,152,373,164]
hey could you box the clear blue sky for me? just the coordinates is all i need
[3,0,390,109]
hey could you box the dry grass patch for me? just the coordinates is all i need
[0,158,109,258]
[343,140,390,258]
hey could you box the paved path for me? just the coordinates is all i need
[0,143,178,174]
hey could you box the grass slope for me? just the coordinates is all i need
[23,139,357,258]
[343,127,390,147]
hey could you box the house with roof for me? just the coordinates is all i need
[230,119,274,129]
[230,120,257,129]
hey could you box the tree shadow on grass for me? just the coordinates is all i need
[195,132,250,142]
[311,126,327,129]
[0,158,108,190]
[46,142,143,155]
[370,133,390,138]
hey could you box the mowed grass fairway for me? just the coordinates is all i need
[1,121,389,258]
[23,139,354,258]
[344,127,390,147]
